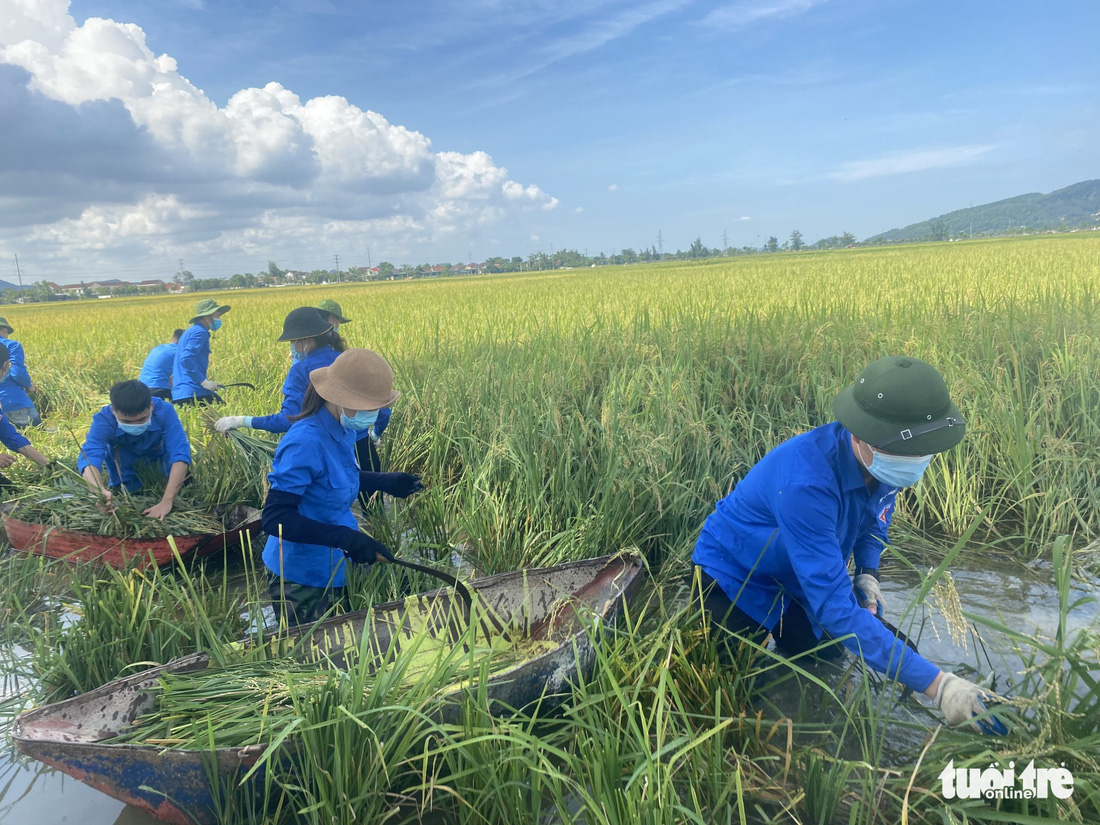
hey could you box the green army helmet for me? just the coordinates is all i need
[190,298,230,323]
[0,317,12,333]
[832,355,965,455]
[277,307,333,341]
[315,299,350,324]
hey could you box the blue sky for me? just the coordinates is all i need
[0,0,1095,284]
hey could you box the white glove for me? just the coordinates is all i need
[934,673,1008,735]
[215,416,249,433]
[201,379,223,391]
[853,573,885,617]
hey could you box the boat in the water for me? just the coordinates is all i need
[2,504,261,570]
[13,552,645,825]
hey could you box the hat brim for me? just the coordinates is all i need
[310,365,400,410]
[277,324,334,342]
[190,304,231,323]
[833,386,965,455]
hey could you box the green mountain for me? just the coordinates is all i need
[867,179,1100,243]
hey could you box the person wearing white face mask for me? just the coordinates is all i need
[78,380,192,520]
[693,355,1008,735]
[260,349,422,626]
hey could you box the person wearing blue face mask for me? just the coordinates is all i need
[216,307,392,476]
[78,380,192,520]
[261,348,422,626]
[172,298,230,406]
[693,355,1008,735]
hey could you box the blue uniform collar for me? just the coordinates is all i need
[836,425,875,493]
[315,406,351,444]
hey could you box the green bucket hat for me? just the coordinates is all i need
[832,356,965,455]
[0,317,12,333]
[190,298,231,323]
[316,299,350,324]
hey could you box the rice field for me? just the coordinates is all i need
[2,234,1100,823]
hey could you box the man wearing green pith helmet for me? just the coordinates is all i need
[172,298,230,406]
[693,355,1009,735]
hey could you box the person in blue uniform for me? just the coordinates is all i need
[693,355,1007,735]
[261,348,422,626]
[172,299,229,406]
[0,345,51,489]
[214,307,391,473]
[78,380,192,520]
[0,316,43,429]
[139,329,183,399]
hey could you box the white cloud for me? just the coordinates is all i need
[0,0,556,276]
[828,145,998,182]
[608,184,619,191]
[739,216,750,220]
[701,0,826,31]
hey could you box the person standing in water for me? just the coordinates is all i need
[693,355,1007,735]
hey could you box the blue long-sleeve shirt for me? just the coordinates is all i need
[0,413,30,452]
[693,421,939,692]
[172,324,212,401]
[262,409,359,588]
[250,345,391,441]
[0,338,35,411]
[77,398,192,490]
[139,343,177,391]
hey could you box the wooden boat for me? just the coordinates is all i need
[13,552,645,825]
[1,504,261,570]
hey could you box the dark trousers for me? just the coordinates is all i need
[697,570,843,660]
[171,392,224,407]
[267,573,348,628]
[149,387,172,400]
[355,436,381,473]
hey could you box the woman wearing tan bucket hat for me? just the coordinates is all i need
[693,355,1008,735]
[260,348,422,626]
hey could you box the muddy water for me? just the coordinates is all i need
[1,556,1096,824]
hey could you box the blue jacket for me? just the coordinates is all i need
[262,410,359,588]
[693,421,939,692]
[0,338,35,411]
[251,345,391,440]
[77,398,192,490]
[139,343,177,390]
[0,412,30,452]
[172,324,213,401]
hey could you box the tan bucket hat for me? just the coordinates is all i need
[309,348,400,410]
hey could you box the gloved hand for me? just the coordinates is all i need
[934,673,1008,735]
[373,472,423,498]
[853,572,885,617]
[340,529,395,565]
[215,415,249,433]
[201,379,224,391]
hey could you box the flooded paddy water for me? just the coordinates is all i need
[1,546,1096,825]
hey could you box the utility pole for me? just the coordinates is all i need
[14,254,24,302]
[657,230,663,256]
[366,247,372,269]
[722,230,728,255]
[334,254,340,282]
